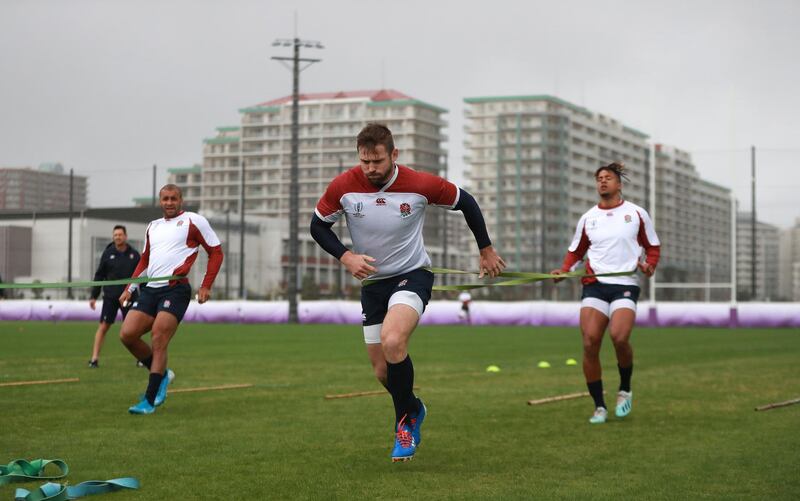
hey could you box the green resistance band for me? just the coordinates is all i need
[426,267,636,291]
[0,275,185,290]
[15,478,139,501]
[0,459,68,486]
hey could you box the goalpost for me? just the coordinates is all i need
[646,146,738,316]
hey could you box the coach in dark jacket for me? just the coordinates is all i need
[87,225,140,367]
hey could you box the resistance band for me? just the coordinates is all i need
[363,267,636,290]
[14,479,139,501]
[0,459,68,486]
[0,275,184,290]
[426,267,636,291]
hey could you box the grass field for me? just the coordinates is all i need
[2,321,799,500]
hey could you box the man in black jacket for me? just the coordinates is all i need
[88,225,140,367]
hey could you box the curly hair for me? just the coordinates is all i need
[595,162,629,182]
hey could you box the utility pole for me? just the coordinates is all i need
[441,154,448,286]
[751,145,756,300]
[67,168,74,299]
[272,35,323,323]
[336,157,344,296]
[239,160,246,299]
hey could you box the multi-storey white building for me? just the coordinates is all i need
[736,212,780,301]
[463,95,650,299]
[654,145,733,301]
[167,90,473,296]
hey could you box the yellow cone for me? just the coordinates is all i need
[537,361,551,369]
[566,358,578,366]
[486,365,501,373]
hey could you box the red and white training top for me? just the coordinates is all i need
[128,211,224,290]
[561,200,660,286]
[315,164,459,280]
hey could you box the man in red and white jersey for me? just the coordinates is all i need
[119,184,223,415]
[311,123,505,462]
[552,162,660,424]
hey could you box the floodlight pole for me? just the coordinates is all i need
[272,37,322,323]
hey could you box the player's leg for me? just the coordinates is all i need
[381,302,422,461]
[365,343,388,388]
[143,310,179,407]
[383,269,434,460]
[119,310,155,363]
[361,283,388,388]
[580,290,610,424]
[89,322,111,367]
[120,287,159,368]
[90,298,122,366]
[381,302,421,411]
[608,292,638,418]
[121,310,158,414]
[146,283,191,408]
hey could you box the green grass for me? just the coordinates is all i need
[1,322,799,500]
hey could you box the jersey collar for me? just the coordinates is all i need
[164,210,185,221]
[378,164,399,192]
[597,198,625,210]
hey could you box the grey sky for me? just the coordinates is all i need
[1,0,798,227]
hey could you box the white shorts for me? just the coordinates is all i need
[362,290,424,344]
[581,297,637,318]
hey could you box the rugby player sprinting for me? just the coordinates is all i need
[552,163,660,424]
[119,184,223,415]
[311,124,505,461]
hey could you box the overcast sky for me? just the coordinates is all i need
[1,0,798,227]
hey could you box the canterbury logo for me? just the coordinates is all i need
[376,198,386,206]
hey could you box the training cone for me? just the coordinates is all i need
[565,358,578,366]
[486,365,501,373]
[537,361,551,369]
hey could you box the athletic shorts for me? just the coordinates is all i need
[360,268,434,345]
[131,283,192,323]
[581,282,641,318]
[99,296,132,325]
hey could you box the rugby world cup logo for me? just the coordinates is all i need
[400,203,412,218]
[624,214,632,223]
[352,201,365,218]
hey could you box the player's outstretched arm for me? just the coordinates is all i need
[451,189,506,278]
[478,246,506,279]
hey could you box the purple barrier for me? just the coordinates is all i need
[737,303,800,328]
[1,300,799,328]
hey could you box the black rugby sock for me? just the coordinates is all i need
[139,355,153,370]
[386,355,420,423]
[618,364,633,393]
[145,372,164,406]
[587,379,606,409]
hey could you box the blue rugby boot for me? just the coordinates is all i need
[410,400,427,446]
[391,415,417,462]
[128,396,155,415]
[615,390,633,418]
[589,407,607,424]
[154,369,175,407]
